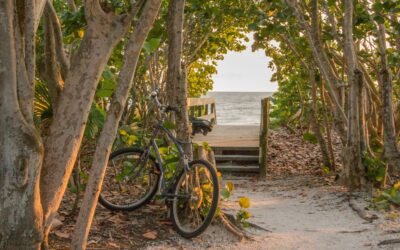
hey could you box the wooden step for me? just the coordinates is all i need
[217,165,259,172]
[219,150,259,156]
[212,146,259,151]
[215,155,259,161]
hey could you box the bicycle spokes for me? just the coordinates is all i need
[101,152,158,207]
[174,163,215,232]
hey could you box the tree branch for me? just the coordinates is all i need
[285,0,348,127]
[71,0,162,248]
[45,0,69,79]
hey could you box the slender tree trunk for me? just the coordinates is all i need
[43,3,65,106]
[359,80,367,153]
[309,71,332,170]
[343,0,368,190]
[167,0,192,156]
[0,0,44,248]
[285,0,347,138]
[320,84,336,170]
[71,0,162,248]
[376,22,400,174]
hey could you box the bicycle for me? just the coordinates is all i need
[99,89,219,238]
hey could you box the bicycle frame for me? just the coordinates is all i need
[131,120,191,198]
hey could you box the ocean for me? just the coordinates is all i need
[204,92,273,125]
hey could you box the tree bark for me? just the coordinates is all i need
[43,3,65,106]
[376,22,400,174]
[12,0,36,126]
[320,84,336,170]
[343,0,368,190]
[309,71,332,170]
[0,0,44,248]
[71,0,162,248]
[40,0,133,241]
[167,0,192,157]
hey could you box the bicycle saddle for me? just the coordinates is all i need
[190,117,213,136]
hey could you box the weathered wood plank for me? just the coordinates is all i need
[188,97,215,106]
[211,146,259,151]
[215,155,259,161]
[193,125,259,148]
[217,165,259,172]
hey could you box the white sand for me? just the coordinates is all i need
[146,175,400,250]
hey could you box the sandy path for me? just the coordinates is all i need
[146,129,400,250]
[146,175,400,250]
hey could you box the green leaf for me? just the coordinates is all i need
[221,188,231,199]
[375,166,386,182]
[248,23,258,31]
[102,68,114,81]
[123,160,134,168]
[322,166,330,174]
[144,38,161,54]
[202,142,211,150]
[373,15,385,24]
[158,147,170,155]
[303,132,318,144]
[164,156,179,165]
[372,2,384,12]
[96,89,114,98]
[84,104,106,139]
[101,79,116,90]
[163,121,175,130]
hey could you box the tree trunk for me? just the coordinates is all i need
[343,0,368,190]
[43,3,65,106]
[0,0,44,248]
[320,84,336,170]
[71,0,162,248]
[167,0,192,157]
[309,71,332,170]
[376,22,400,174]
[40,2,133,242]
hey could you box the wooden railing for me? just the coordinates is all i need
[188,98,217,125]
[259,97,270,178]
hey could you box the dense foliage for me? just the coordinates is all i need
[251,0,400,189]
[34,0,257,135]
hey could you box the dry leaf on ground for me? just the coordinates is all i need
[54,231,70,239]
[142,230,158,240]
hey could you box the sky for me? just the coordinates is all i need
[211,37,278,93]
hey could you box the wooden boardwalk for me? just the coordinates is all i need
[193,125,259,148]
[188,97,270,175]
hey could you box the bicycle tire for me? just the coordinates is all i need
[171,159,219,238]
[99,148,160,211]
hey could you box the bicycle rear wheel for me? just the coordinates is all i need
[171,160,219,238]
[99,148,160,211]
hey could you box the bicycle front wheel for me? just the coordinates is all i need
[99,148,160,211]
[171,160,219,238]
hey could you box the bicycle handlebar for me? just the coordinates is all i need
[149,89,179,114]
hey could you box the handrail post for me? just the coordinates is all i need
[259,97,270,179]
[211,103,217,125]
